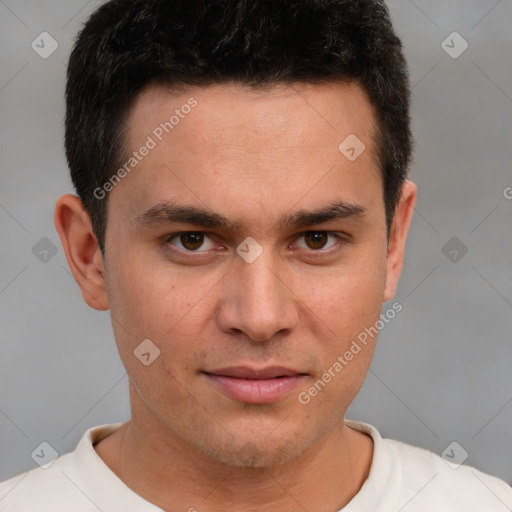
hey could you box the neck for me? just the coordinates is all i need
[95,401,373,512]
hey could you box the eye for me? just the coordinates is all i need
[164,230,345,257]
[166,232,216,252]
[294,231,342,251]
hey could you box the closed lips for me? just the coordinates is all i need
[203,366,307,379]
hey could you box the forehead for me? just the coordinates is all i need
[126,81,378,156]
[109,81,383,232]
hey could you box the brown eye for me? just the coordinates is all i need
[180,232,204,250]
[303,231,330,250]
[167,232,215,252]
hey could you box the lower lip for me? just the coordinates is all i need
[204,373,307,404]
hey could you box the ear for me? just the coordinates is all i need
[53,194,109,311]
[383,180,417,302]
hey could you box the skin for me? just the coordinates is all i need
[54,81,416,512]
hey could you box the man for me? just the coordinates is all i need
[1,0,510,510]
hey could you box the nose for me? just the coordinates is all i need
[216,249,300,343]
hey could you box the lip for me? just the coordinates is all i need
[203,366,308,404]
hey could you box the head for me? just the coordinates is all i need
[55,0,416,468]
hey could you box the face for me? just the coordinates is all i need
[59,81,415,468]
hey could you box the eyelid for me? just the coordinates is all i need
[164,230,348,255]
[164,231,218,253]
[292,231,344,252]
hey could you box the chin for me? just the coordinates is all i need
[191,423,324,469]
[201,440,304,468]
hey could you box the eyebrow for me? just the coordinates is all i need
[134,200,366,232]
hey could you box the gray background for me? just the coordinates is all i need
[1,0,511,486]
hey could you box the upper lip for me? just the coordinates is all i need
[204,366,305,380]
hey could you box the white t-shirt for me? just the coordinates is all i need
[1,420,511,511]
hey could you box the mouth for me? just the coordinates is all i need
[202,366,308,404]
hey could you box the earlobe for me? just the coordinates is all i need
[383,180,417,302]
[53,194,109,311]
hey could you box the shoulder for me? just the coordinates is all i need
[386,437,512,508]
[0,453,85,511]
[346,420,512,510]
[0,422,130,512]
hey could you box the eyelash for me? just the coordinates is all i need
[163,231,347,257]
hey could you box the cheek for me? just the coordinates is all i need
[108,257,193,328]
[295,248,386,404]
[303,253,387,338]
[105,256,221,370]
[105,261,202,401]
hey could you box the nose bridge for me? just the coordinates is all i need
[242,249,282,304]
[219,243,299,342]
